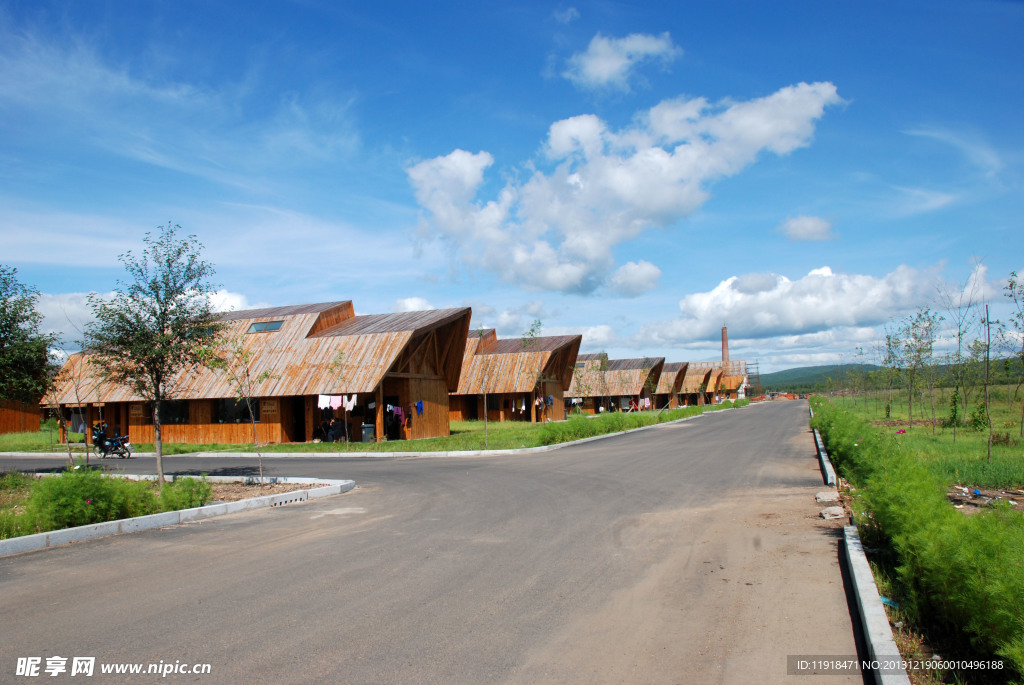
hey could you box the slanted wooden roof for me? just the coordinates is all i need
[566,355,665,398]
[656,362,689,395]
[685,361,747,394]
[45,302,471,404]
[680,365,714,394]
[454,330,582,395]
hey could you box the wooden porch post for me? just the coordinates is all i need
[375,384,384,443]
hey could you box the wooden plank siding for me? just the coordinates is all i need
[449,330,581,423]
[654,362,689,409]
[44,302,471,445]
[0,399,40,434]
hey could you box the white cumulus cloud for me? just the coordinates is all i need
[393,297,433,312]
[608,260,661,296]
[408,82,842,296]
[638,264,942,345]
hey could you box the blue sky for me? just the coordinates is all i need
[2,1,1021,372]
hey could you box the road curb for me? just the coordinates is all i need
[813,428,837,486]
[0,476,355,559]
[843,525,912,685]
[812,408,909,684]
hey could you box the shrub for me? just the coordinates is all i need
[160,477,212,510]
[23,466,160,531]
[811,398,1024,679]
[969,401,989,432]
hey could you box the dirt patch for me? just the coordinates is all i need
[947,484,1024,515]
[208,482,316,503]
[872,419,943,428]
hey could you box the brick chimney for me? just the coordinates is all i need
[721,325,729,363]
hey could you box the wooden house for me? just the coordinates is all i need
[679,365,714,406]
[0,399,40,435]
[682,361,747,404]
[565,354,665,414]
[44,301,471,445]
[449,329,581,423]
[653,362,689,409]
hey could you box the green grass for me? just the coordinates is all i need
[828,387,1024,489]
[0,423,85,452]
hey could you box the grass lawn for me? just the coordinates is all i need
[827,387,1024,489]
[1,403,746,456]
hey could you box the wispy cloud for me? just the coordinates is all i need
[563,32,681,92]
[777,215,836,241]
[552,7,580,24]
[0,25,361,191]
[905,127,1004,178]
[889,186,957,216]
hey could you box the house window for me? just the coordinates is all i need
[247,321,284,333]
[213,398,259,423]
[161,401,189,425]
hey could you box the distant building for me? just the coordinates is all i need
[565,354,665,414]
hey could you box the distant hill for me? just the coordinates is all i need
[759,364,879,392]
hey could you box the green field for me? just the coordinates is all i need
[826,385,1024,489]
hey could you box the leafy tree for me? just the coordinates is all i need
[85,224,223,483]
[0,265,57,403]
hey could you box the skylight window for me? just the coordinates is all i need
[247,320,284,333]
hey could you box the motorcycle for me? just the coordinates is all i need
[91,422,133,459]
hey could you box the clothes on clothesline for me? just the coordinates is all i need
[415,400,424,415]
[317,395,331,409]
[330,396,343,410]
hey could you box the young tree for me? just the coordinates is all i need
[1004,271,1024,436]
[938,268,982,442]
[900,308,942,432]
[0,265,57,403]
[85,224,223,484]
[882,322,905,421]
[213,336,278,484]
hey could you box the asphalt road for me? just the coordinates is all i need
[1,401,861,684]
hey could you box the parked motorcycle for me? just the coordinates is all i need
[91,422,132,459]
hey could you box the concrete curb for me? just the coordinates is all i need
[811,405,910,684]
[813,428,837,486]
[0,476,355,559]
[843,525,912,685]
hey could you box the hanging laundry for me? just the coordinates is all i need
[343,395,356,411]
[318,395,331,409]
[415,400,424,415]
[393,406,403,419]
[368,401,376,410]
[330,396,343,410]
[546,395,553,407]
